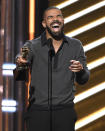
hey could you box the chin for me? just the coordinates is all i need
[52,32,64,40]
[53,32,60,36]
[46,26,64,40]
[52,30,62,35]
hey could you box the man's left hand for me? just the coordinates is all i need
[69,60,83,72]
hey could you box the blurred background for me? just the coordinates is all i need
[0,0,105,131]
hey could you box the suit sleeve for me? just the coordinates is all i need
[75,42,90,85]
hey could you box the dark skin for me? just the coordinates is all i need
[16,8,83,72]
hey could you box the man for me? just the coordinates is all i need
[15,6,90,131]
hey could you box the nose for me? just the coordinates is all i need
[52,16,58,21]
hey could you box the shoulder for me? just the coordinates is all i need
[26,36,41,46]
[65,36,84,55]
[65,36,82,47]
[31,36,41,44]
[24,36,41,49]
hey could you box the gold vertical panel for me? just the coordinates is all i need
[29,0,35,40]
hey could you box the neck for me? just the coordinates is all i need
[46,31,63,53]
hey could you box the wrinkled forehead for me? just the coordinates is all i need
[44,9,63,18]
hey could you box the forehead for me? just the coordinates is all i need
[45,9,62,17]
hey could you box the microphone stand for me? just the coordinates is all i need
[48,38,55,131]
[48,49,52,131]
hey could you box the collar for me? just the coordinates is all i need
[41,31,48,46]
[41,31,69,46]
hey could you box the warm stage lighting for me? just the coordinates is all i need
[64,1,105,24]
[2,70,13,76]
[84,37,105,52]
[2,99,17,107]
[75,107,105,130]
[29,0,35,40]
[2,63,16,76]
[2,107,16,112]
[88,56,105,70]
[56,0,78,9]
[66,17,105,37]
[74,82,105,104]
[2,63,16,70]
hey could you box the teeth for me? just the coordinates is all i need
[53,23,59,26]
[52,23,60,28]
[52,24,59,28]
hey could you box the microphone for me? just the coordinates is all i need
[47,38,55,57]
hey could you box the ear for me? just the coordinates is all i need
[42,20,46,28]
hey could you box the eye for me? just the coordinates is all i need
[57,14,63,18]
[47,16,53,20]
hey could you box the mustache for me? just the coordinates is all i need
[50,20,61,26]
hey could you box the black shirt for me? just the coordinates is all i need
[16,31,90,107]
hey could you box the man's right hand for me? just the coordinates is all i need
[16,46,29,66]
[16,55,28,66]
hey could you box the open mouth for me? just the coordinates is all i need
[51,23,60,29]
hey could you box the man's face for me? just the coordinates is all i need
[42,9,64,38]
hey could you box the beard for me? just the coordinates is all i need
[46,24,64,40]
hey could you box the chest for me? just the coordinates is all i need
[33,44,77,72]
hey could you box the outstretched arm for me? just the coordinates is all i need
[69,44,90,85]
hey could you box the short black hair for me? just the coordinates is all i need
[43,6,61,20]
